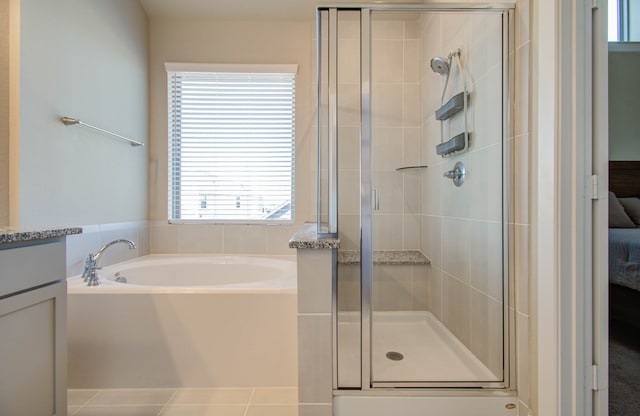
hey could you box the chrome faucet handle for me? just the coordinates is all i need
[82,253,96,281]
[86,269,101,287]
[81,256,90,279]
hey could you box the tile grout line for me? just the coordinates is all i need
[70,388,101,415]
[70,388,182,414]
[70,387,300,414]
[157,389,179,416]
[243,388,257,416]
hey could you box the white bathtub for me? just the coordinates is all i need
[67,254,298,389]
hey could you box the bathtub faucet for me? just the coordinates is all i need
[84,239,137,286]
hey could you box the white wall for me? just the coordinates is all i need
[16,0,149,228]
[608,50,640,160]
[148,17,313,255]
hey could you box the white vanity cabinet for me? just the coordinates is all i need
[0,238,68,416]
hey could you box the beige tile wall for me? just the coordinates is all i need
[334,13,429,312]
[419,11,507,379]
[296,249,334,416]
[149,222,298,256]
[333,11,361,248]
[371,14,423,255]
[338,263,429,312]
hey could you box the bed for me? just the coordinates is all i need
[609,161,640,325]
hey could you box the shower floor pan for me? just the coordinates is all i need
[338,311,499,387]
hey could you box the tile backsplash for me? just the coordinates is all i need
[149,222,299,256]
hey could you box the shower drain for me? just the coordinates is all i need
[386,351,404,361]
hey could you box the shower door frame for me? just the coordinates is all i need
[320,4,516,392]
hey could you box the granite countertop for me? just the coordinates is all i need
[289,223,340,249]
[338,250,430,265]
[0,226,83,245]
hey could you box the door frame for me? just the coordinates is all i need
[592,1,609,415]
[532,0,607,415]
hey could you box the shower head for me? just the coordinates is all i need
[430,56,450,76]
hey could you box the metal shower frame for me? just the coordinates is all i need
[316,3,515,393]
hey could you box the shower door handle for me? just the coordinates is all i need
[373,189,380,211]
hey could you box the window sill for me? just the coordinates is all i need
[167,219,295,226]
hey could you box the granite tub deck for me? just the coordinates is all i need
[289,223,430,265]
[0,226,83,244]
[288,223,340,249]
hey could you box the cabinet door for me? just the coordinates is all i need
[0,281,67,416]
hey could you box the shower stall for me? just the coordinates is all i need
[316,3,514,400]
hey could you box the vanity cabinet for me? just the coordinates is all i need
[0,238,67,416]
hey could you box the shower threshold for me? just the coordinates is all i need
[338,311,500,388]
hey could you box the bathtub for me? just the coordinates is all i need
[67,254,297,389]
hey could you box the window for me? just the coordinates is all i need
[166,63,297,223]
[609,0,640,41]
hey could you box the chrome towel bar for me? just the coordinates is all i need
[61,117,144,147]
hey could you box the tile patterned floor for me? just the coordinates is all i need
[68,388,298,416]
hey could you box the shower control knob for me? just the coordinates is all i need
[443,162,466,187]
[443,170,460,179]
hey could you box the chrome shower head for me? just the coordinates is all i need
[430,56,450,75]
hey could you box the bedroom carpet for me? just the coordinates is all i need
[609,320,640,416]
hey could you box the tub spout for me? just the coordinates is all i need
[85,239,137,286]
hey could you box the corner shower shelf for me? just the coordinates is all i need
[338,250,430,265]
[396,165,429,172]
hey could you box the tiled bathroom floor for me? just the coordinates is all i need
[68,387,298,416]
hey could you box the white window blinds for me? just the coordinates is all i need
[166,64,296,222]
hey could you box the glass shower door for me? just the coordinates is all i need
[324,5,513,390]
[367,9,508,388]
[368,10,433,386]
